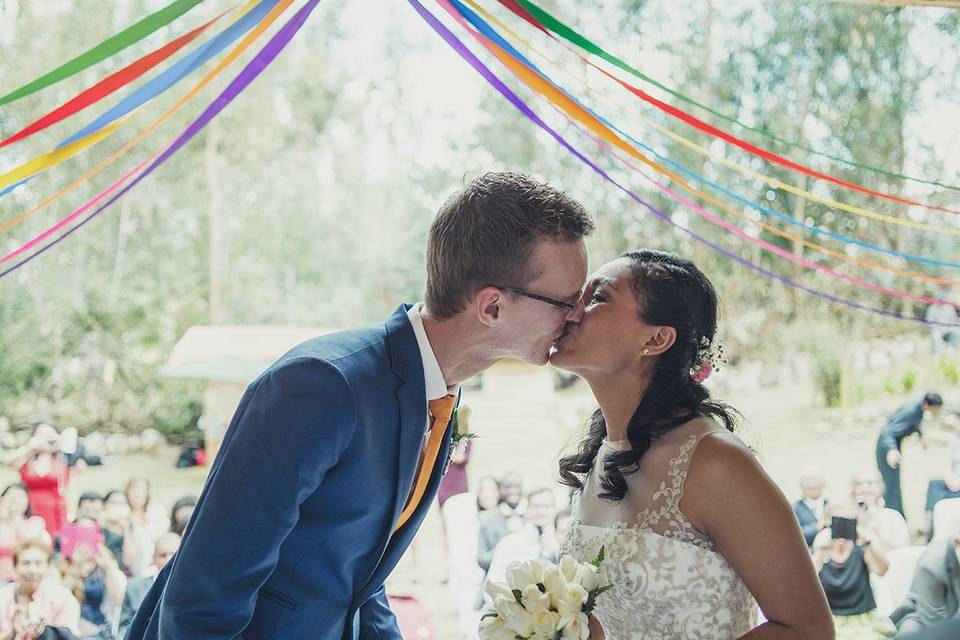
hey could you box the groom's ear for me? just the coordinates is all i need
[474,287,503,327]
[644,326,677,355]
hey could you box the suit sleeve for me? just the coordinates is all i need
[357,585,401,640]
[890,564,949,630]
[793,504,819,547]
[877,425,899,453]
[156,357,357,639]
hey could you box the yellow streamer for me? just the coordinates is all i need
[1,0,275,235]
[0,119,125,191]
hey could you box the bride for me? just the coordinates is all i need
[551,250,833,639]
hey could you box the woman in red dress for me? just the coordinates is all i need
[15,425,70,539]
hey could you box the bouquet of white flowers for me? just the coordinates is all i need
[479,547,613,640]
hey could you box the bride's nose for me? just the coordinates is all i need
[565,297,585,323]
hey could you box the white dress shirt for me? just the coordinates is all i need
[407,304,452,425]
[404,304,458,495]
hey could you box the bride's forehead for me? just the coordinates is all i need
[588,258,631,283]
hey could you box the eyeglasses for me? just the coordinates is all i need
[495,286,576,312]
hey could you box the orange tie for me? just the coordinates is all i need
[393,394,456,532]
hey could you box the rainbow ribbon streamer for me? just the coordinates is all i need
[0,8,232,149]
[0,0,206,105]
[459,0,960,287]
[0,0,278,198]
[441,0,959,308]
[507,0,960,193]
[499,0,960,214]
[449,0,960,271]
[410,0,958,327]
[0,0,280,235]
[59,0,280,147]
[0,0,323,278]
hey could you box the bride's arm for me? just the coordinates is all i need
[680,432,834,640]
[588,615,605,640]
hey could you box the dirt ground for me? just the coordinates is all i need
[3,363,954,639]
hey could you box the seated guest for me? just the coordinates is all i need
[925,449,960,541]
[852,470,910,549]
[890,526,960,635]
[68,492,132,577]
[0,539,80,639]
[101,490,139,576]
[168,496,197,537]
[793,471,828,548]
[0,484,49,583]
[75,492,104,523]
[124,478,167,543]
[117,533,181,639]
[58,517,127,639]
[812,507,894,638]
[477,472,524,578]
[485,488,557,587]
[475,476,501,514]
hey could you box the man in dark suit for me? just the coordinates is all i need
[876,392,943,515]
[125,172,593,640]
[890,533,960,635]
[792,471,827,548]
[118,533,181,638]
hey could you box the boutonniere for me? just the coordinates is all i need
[444,404,477,476]
[451,404,478,449]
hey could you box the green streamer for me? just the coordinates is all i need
[0,0,206,106]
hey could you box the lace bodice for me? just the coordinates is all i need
[560,427,757,639]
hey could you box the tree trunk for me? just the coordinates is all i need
[205,121,225,324]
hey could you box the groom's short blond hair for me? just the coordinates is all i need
[425,172,593,319]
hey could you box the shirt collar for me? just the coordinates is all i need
[407,303,451,401]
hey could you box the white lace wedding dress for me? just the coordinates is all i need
[560,425,757,639]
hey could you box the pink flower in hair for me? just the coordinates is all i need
[691,362,713,383]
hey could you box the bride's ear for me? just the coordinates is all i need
[644,327,676,355]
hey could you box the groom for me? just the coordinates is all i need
[125,172,593,640]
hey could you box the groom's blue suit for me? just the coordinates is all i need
[125,304,455,640]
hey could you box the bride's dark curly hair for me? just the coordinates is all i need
[558,250,738,502]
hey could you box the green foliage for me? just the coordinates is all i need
[813,349,842,408]
[592,545,606,568]
[937,358,959,385]
[0,2,955,437]
[900,369,917,394]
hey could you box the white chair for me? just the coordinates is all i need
[441,492,484,639]
[931,497,960,541]
[871,545,926,618]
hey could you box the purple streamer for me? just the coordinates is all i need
[408,0,958,328]
[1,0,323,280]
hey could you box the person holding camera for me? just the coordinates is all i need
[813,506,896,638]
[10,426,71,540]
